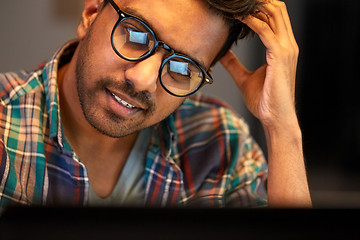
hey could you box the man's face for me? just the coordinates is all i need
[75,0,229,138]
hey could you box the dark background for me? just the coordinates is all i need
[1,0,359,207]
[296,0,360,206]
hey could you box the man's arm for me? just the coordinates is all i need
[220,0,311,207]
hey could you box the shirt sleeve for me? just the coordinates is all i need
[224,115,268,208]
[170,95,268,207]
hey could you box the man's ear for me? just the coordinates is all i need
[77,0,105,40]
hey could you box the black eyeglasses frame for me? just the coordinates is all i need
[108,0,214,97]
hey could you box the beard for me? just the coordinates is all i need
[75,28,156,138]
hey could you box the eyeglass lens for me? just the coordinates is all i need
[112,17,205,96]
[161,58,203,96]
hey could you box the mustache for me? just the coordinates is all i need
[98,77,156,113]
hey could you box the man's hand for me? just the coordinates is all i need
[220,0,312,207]
[220,0,298,130]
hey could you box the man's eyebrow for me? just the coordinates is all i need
[123,7,208,68]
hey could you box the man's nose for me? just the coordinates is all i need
[124,52,163,94]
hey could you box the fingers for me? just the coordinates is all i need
[276,2,298,51]
[219,50,250,89]
[257,1,290,44]
[260,1,298,50]
[237,1,298,101]
[241,14,279,51]
[237,0,298,54]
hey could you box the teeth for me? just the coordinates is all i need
[111,92,136,109]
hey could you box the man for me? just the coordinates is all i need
[0,0,311,209]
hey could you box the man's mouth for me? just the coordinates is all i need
[104,87,154,117]
[110,91,136,109]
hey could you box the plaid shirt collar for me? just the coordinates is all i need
[39,40,79,150]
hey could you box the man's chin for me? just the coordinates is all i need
[84,112,145,138]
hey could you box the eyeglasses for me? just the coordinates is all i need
[108,0,213,97]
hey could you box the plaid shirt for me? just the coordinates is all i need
[0,41,267,210]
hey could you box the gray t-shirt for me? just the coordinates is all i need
[88,128,151,206]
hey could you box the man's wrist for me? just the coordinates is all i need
[261,114,302,140]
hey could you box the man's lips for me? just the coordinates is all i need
[106,89,145,110]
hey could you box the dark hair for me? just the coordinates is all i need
[102,0,260,66]
[206,0,261,66]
